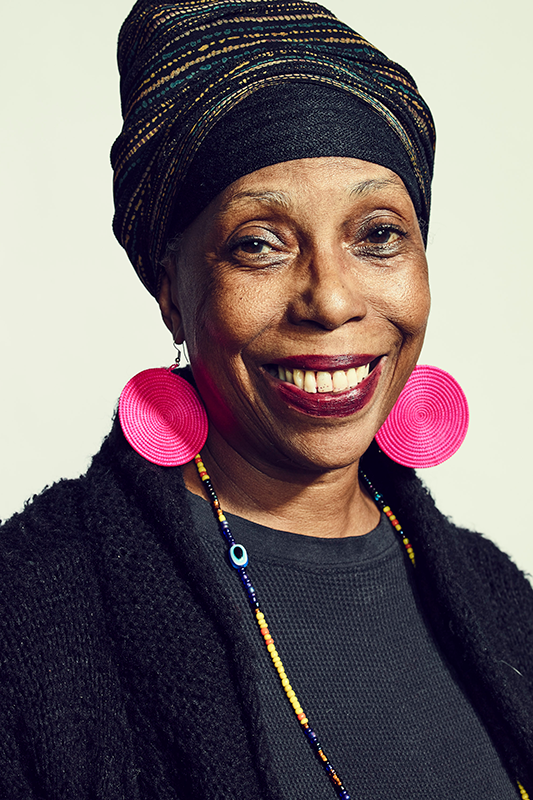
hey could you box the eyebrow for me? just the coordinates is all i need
[217,189,292,218]
[348,177,402,197]
[217,177,403,220]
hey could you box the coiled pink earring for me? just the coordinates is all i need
[119,367,208,466]
[375,364,469,468]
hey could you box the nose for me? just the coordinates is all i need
[288,245,368,331]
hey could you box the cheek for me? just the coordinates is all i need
[375,258,430,338]
[397,275,431,335]
[197,274,285,354]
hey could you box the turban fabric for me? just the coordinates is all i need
[112,0,436,296]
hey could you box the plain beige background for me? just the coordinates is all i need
[1,1,532,575]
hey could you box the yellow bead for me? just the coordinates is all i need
[383,506,391,513]
[286,689,295,700]
[395,523,402,531]
[267,643,275,652]
[281,677,289,687]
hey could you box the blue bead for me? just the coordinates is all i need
[229,544,249,568]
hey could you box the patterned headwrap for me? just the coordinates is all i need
[112,0,436,297]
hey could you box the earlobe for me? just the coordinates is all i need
[158,273,185,343]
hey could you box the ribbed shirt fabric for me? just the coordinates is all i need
[188,491,517,799]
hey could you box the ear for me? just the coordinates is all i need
[158,272,185,344]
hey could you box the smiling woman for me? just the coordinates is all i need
[1,1,533,798]
[164,158,430,536]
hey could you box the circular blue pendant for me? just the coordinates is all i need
[229,543,249,568]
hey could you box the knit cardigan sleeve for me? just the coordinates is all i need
[0,477,144,799]
[362,440,533,788]
[0,424,275,800]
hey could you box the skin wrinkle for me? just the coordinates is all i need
[159,157,430,538]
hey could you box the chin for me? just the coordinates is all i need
[260,424,379,474]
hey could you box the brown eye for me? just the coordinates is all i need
[366,226,401,245]
[234,238,272,255]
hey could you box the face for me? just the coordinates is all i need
[161,157,430,474]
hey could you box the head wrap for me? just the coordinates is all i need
[112,0,436,297]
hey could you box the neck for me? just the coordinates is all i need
[181,427,380,539]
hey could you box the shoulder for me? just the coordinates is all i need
[0,420,132,640]
[0,415,197,628]
[0,474,91,595]
[362,440,533,637]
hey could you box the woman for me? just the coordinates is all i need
[1,1,532,798]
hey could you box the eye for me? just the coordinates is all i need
[234,237,273,255]
[365,225,403,245]
[227,228,288,264]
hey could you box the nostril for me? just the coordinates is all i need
[288,272,368,331]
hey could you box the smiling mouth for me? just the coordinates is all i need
[265,358,381,394]
[264,356,383,418]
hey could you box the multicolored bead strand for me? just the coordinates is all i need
[359,471,530,800]
[358,471,415,567]
[194,454,529,800]
[194,454,350,800]
[518,782,531,800]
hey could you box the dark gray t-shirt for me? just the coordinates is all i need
[188,491,517,799]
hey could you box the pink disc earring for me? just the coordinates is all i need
[119,367,208,466]
[375,364,469,468]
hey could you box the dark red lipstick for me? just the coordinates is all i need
[273,358,383,418]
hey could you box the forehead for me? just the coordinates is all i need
[213,157,412,218]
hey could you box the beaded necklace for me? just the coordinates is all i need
[193,454,529,800]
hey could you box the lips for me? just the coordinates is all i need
[265,356,383,418]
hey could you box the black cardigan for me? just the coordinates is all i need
[1,418,533,799]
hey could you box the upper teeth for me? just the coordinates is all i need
[276,364,370,393]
